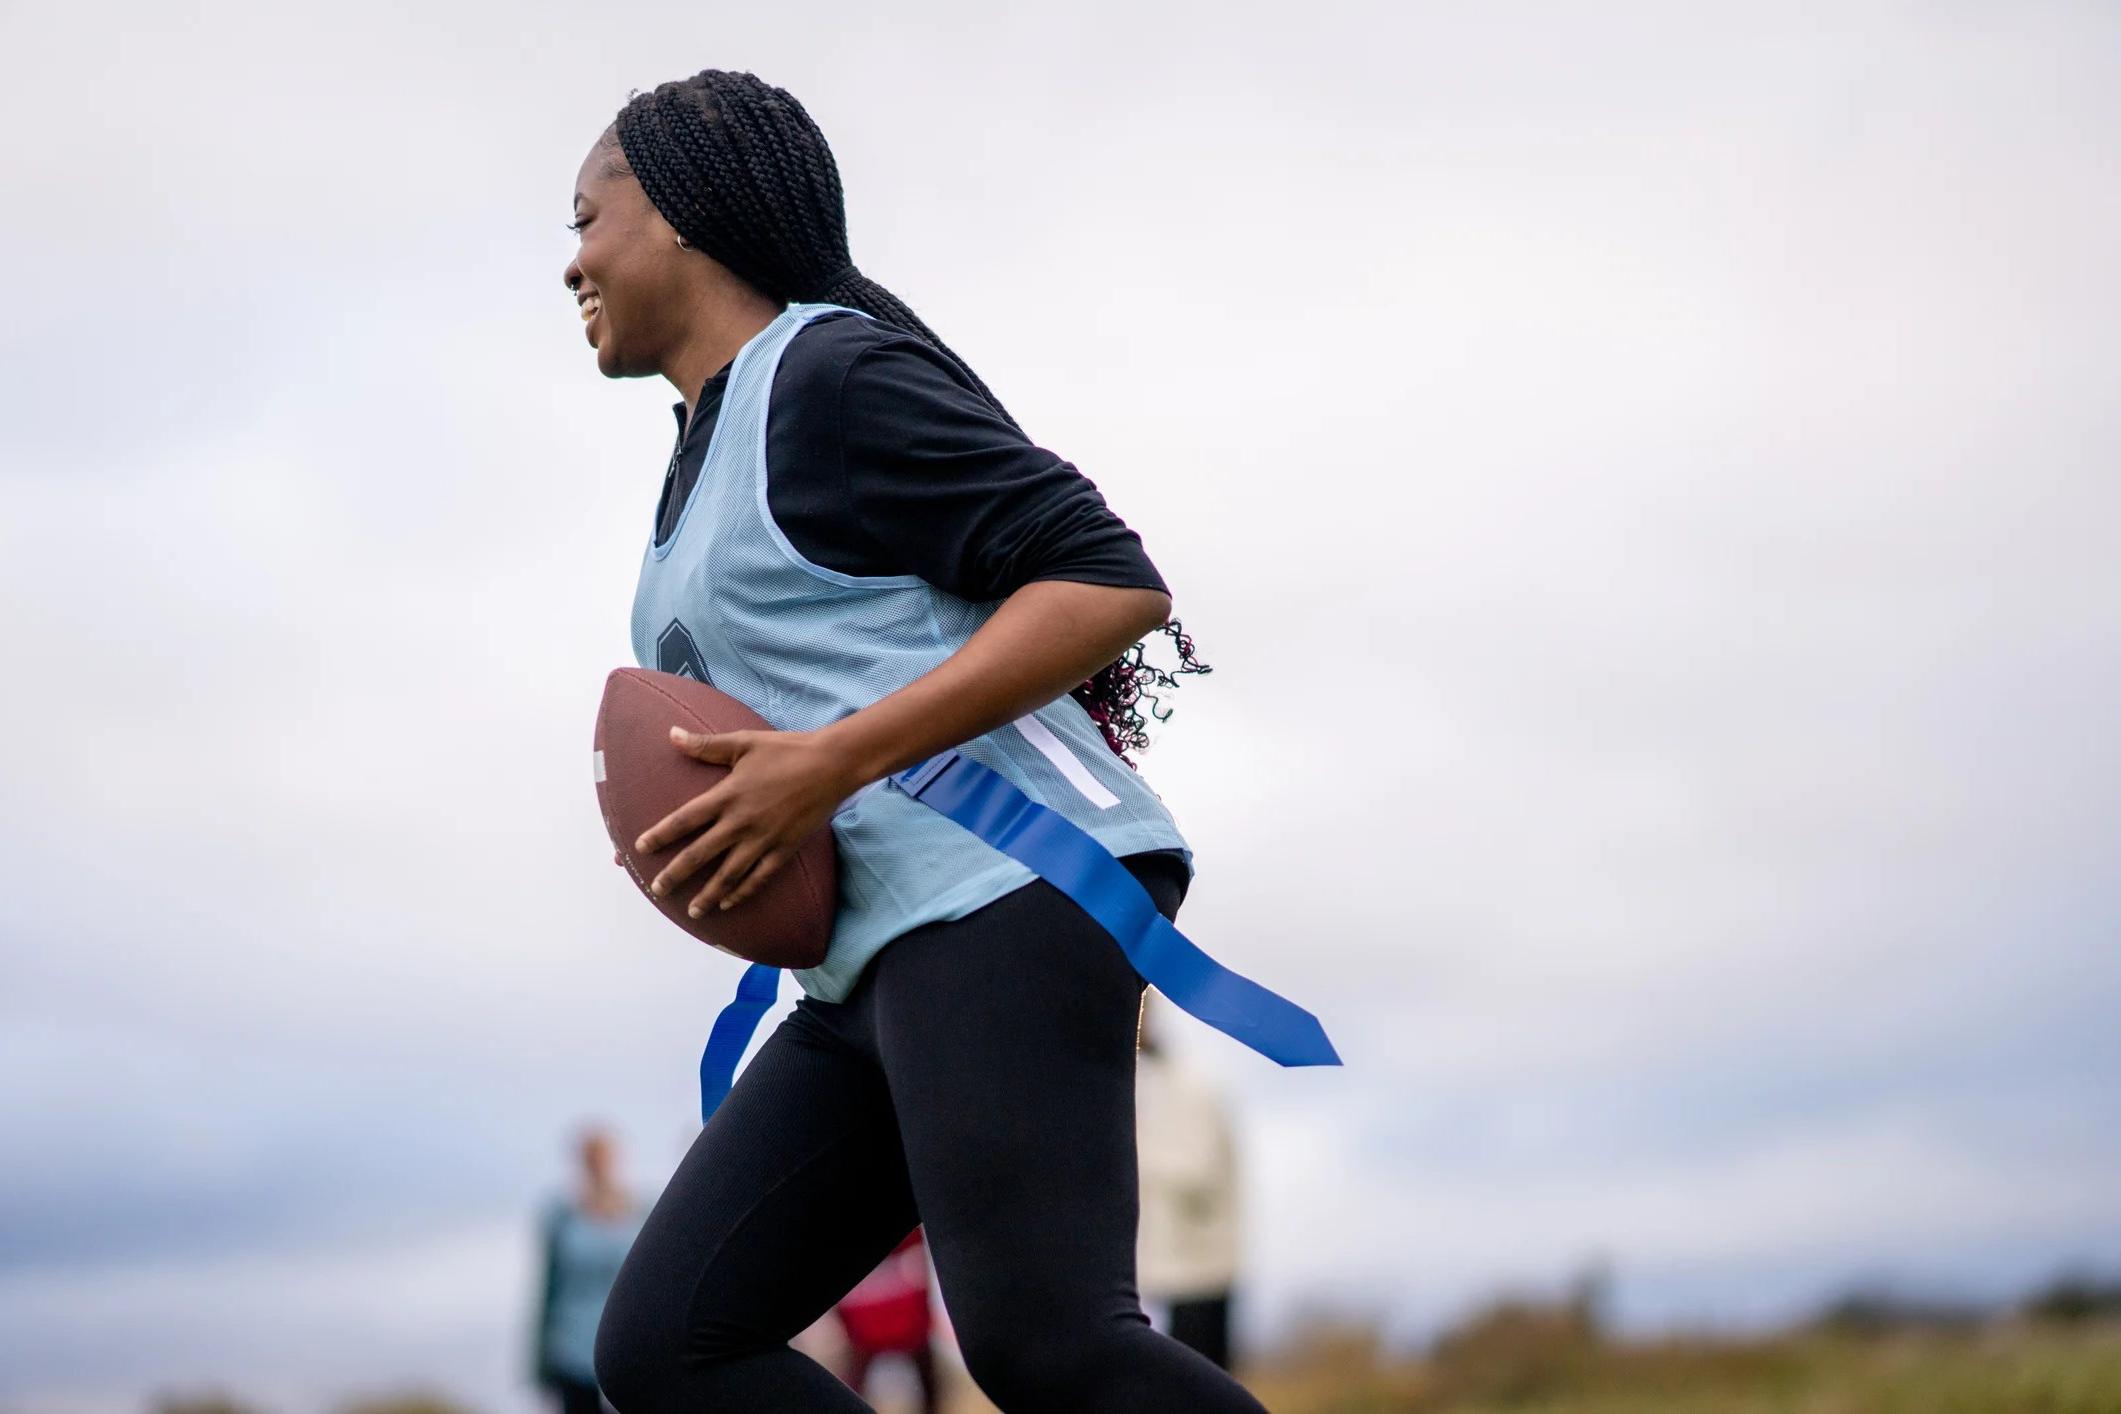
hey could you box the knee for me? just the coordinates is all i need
[592,1284,673,1414]
[594,1272,786,1411]
[955,1310,1148,1412]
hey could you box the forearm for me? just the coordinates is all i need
[817,580,1171,788]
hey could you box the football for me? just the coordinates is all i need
[593,667,838,968]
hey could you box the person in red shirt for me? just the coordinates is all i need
[832,1227,941,1413]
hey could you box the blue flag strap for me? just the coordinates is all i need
[696,747,1341,1120]
[890,750,1341,1071]
[697,961,779,1122]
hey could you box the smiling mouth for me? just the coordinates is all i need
[579,295,603,323]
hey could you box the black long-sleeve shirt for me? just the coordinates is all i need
[652,310,1169,602]
[651,309,1189,882]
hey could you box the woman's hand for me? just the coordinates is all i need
[635,725,862,917]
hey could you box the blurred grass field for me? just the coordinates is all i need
[154,1305,2121,1414]
[1231,1315,2121,1414]
[939,1281,2121,1414]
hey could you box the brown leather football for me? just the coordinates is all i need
[594,667,838,969]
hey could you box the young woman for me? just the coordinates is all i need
[563,69,1272,1412]
[531,1127,644,1414]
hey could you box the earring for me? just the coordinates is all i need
[675,235,690,250]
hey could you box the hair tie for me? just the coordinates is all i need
[801,262,858,303]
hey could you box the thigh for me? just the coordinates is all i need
[869,857,1186,1326]
[596,1000,921,1368]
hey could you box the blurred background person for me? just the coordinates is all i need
[531,1126,645,1414]
[1136,991,1243,1370]
[830,1225,943,1412]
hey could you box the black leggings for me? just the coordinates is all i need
[593,852,1267,1413]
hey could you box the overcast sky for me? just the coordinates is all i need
[3,1,2118,1409]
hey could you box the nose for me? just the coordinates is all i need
[563,252,585,295]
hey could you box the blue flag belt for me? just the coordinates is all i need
[697,748,1341,1120]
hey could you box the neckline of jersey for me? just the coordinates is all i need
[648,304,804,561]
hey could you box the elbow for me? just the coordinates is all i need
[1133,587,1172,636]
[1026,577,1170,642]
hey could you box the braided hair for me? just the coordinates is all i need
[603,69,1209,767]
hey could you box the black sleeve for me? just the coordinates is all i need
[815,325,1172,603]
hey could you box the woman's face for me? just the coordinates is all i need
[579,1130,616,1185]
[563,133,691,379]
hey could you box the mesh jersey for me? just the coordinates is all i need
[630,301,1195,1003]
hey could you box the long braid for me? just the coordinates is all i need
[608,70,1210,766]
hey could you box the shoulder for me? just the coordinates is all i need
[783,307,961,364]
[775,310,926,391]
[776,309,1008,425]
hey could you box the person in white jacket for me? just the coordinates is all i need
[1135,991,1243,1369]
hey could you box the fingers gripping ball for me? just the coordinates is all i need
[594,668,838,968]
